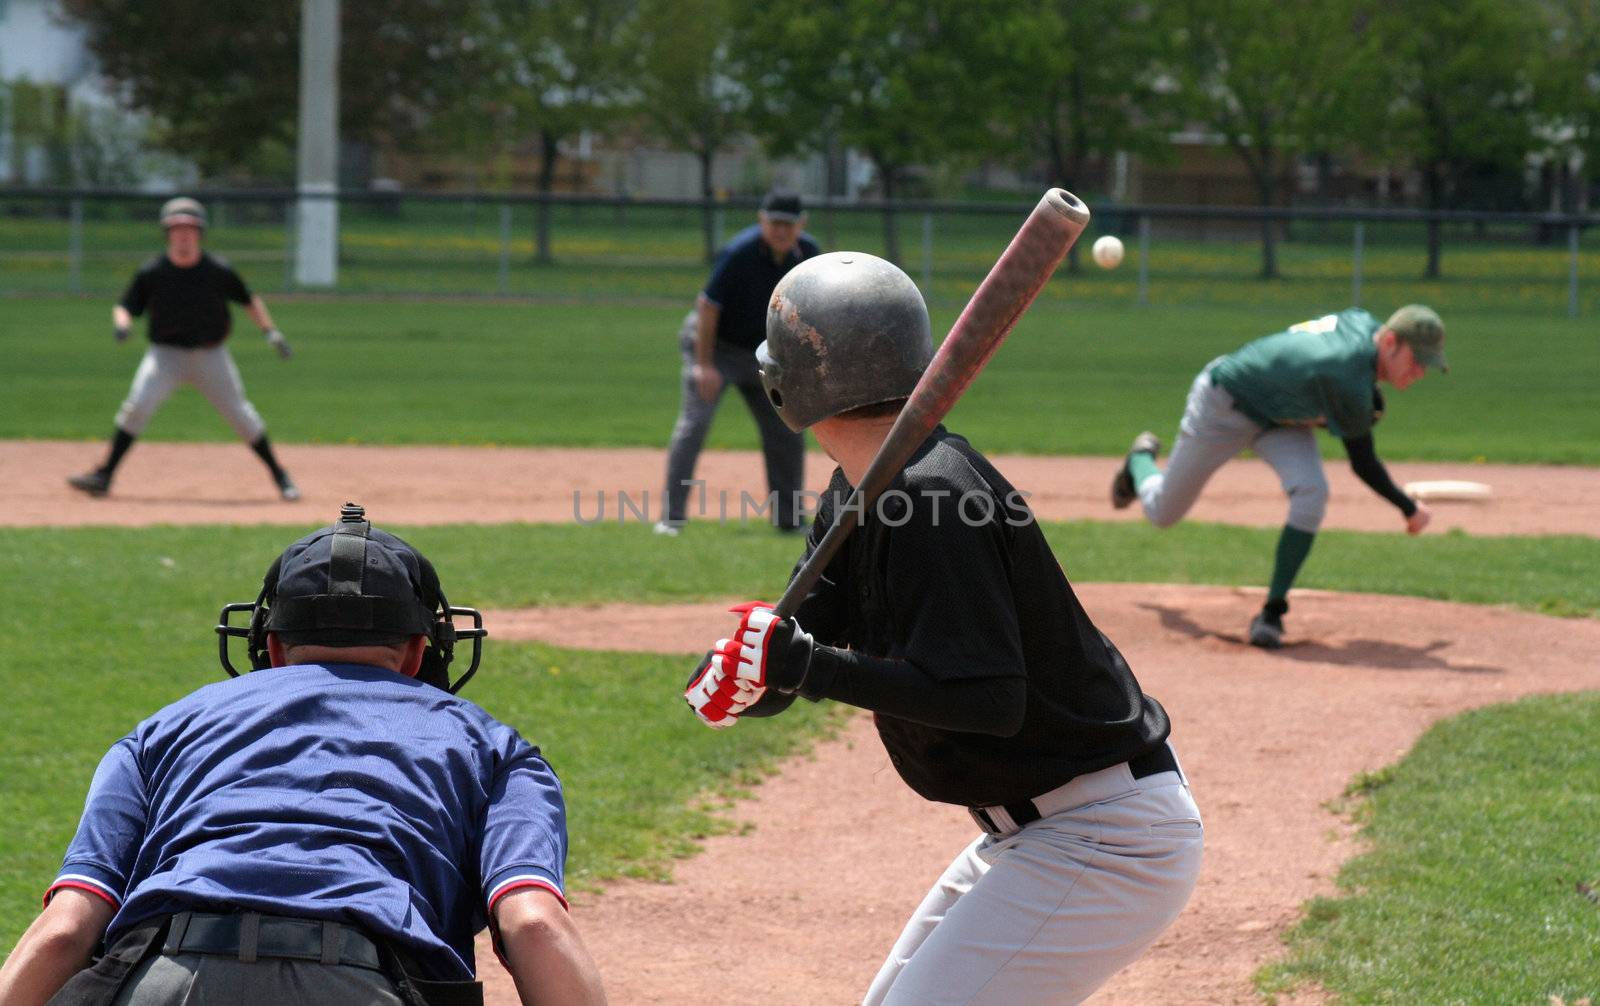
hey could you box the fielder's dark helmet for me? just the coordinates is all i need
[216,502,486,693]
[757,252,933,431]
[159,197,207,230]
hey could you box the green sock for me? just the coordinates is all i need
[1267,526,1316,603]
[1127,451,1161,489]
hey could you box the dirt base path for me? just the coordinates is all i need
[9,439,1597,537]
[472,584,1600,1005]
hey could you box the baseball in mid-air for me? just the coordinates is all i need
[1092,235,1125,269]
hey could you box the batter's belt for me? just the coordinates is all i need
[969,743,1181,837]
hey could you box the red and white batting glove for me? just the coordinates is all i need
[724,601,816,694]
[684,634,765,729]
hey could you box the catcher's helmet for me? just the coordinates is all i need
[757,252,933,431]
[159,196,207,230]
[216,502,486,693]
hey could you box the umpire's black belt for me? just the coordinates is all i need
[163,911,384,971]
[969,743,1182,838]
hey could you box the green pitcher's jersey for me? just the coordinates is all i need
[1209,308,1380,439]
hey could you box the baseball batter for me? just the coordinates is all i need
[67,197,299,502]
[1111,305,1448,647]
[684,254,1203,1005]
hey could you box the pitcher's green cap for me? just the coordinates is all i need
[1384,304,1447,372]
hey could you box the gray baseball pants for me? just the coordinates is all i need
[114,344,267,442]
[662,310,806,527]
[1138,362,1330,534]
[110,953,403,1005]
[862,750,1203,1005]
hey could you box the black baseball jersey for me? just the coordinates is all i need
[782,428,1169,807]
[119,253,253,348]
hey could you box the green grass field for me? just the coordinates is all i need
[4,296,1598,462]
[3,519,1598,962]
[2,271,1598,1003]
[1261,693,1600,1004]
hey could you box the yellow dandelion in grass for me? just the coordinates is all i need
[548,666,562,676]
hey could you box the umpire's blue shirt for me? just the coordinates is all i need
[48,663,568,980]
[704,224,821,351]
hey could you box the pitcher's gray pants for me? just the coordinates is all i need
[863,750,1203,1005]
[114,343,267,442]
[1138,362,1330,534]
[662,311,806,528]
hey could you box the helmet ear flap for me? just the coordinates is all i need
[413,554,454,691]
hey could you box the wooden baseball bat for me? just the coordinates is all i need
[773,188,1091,618]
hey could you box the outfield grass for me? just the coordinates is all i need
[5,297,1597,462]
[1260,692,1600,1004]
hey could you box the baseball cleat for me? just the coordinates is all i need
[1110,431,1162,509]
[1247,610,1284,649]
[68,470,112,497]
[652,520,682,537]
[276,475,301,502]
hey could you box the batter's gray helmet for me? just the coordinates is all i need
[159,197,207,230]
[757,252,933,431]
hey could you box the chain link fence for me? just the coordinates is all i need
[2,188,1596,316]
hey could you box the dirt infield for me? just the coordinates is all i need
[473,585,1600,1005]
[12,439,1600,1003]
[11,438,1599,536]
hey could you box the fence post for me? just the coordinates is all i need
[1351,221,1365,308]
[921,211,933,291]
[498,204,513,296]
[1136,215,1151,307]
[283,200,296,292]
[1569,222,1581,319]
[69,198,84,294]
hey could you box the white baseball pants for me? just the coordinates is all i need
[863,755,1203,1006]
[114,344,267,442]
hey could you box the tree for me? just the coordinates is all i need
[988,0,1180,271]
[739,0,1007,262]
[1368,0,1545,276]
[459,0,634,263]
[1167,0,1381,279]
[632,0,749,262]
[1535,0,1600,213]
[57,0,480,180]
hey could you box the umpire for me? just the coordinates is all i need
[0,504,606,1006]
[655,190,820,535]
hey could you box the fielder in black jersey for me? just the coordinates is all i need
[683,252,1203,1005]
[67,197,298,502]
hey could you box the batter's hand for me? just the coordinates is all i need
[684,637,764,728]
[725,601,815,694]
[692,363,722,403]
[1405,502,1432,536]
[114,324,131,343]
[266,329,292,360]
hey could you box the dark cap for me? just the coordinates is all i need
[264,502,438,647]
[760,189,804,221]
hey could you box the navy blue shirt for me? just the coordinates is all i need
[49,664,567,980]
[703,224,821,351]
